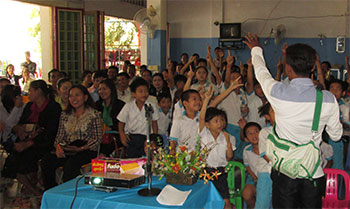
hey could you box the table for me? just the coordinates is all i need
[41,176,224,209]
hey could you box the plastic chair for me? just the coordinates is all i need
[322,168,350,209]
[226,161,246,209]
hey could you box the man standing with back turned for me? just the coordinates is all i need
[243,33,342,208]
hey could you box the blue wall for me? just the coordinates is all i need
[147,30,167,71]
[170,37,350,77]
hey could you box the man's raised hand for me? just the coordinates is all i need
[243,33,260,50]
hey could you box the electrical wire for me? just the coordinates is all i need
[258,0,282,35]
[69,175,85,209]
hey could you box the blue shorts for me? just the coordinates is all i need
[255,172,272,209]
[246,174,256,186]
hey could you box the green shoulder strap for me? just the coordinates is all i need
[312,89,323,132]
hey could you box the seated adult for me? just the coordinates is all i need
[96,79,125,156]
[0,85,24,146]
[11,80,61,196]
[41,85,103,190]
[5,64,20,86]
[55,78,72,111]
[19,65,35,95]
[149,73,170,98]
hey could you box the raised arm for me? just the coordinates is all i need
[275,57,283,81]
[224,51,234,89]
[316,54,326,90]
[183,66,195,91]
[206,44,222,85]
[245,58,254,94]
[180,56,195,75]
[199,87,213,132]
[209,76,243,107]
[167,59,175,89]
[345,56,350,84]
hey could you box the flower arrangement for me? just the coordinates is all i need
[152,136,207,178]
[152,136,222,184]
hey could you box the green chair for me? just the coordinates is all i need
[226,161,246,209]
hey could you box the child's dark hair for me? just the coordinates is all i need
[286,43,316,77]
[0,78,10,84]
[195,66,209,75]
[57,78,71,90]
[117,72,130,80]
[130,77,149,93]
[329,79,348,92]
[198,58,207,66]
[181,89,200,103]
[1,84,21,113]
[258,102,271,118]
[150,133,164,147]
[205,107,227,124]
[157,92,171,103]
[174,74,187,85]
[321,61,331,69]
[48,68,59,79]
[243,122,262,138]
[81,70,92,81]
[92,70,108,81]
[108,65,119,72]
[142,69,152,77]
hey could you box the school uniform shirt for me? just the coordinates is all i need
[200,127,236,168]
[247,92,266,128]
[169,112,199,151]
[320,142,333,169]
[173,101,185,120]
[218,87,246,126]
[157,107,171,136]
[117,87,132,103]
[117,100,159,136]
[190,81,220,96]
[251,47,343,178]
[243,144,272,176]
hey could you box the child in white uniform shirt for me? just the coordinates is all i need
[242,122,271,209]
[169,89,202,151]
[117,78,159,158]
[156,93,172,146]
[199,89,236,209]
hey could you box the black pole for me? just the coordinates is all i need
[138,104,161,196]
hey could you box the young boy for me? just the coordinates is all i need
[242,122,271,209]
[117,77,159,158]
[199,88,236,209]
[169,89,202,151]
[328,79,349,170]
[157,93,172,146]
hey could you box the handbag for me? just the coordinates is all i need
[266,89,322,180]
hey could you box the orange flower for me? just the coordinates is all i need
[172,164,181,174]
[179,146,187,152]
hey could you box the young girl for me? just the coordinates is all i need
[190,66,219,96]
[199,88,236,209]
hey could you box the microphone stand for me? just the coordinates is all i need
[138,104,161,196]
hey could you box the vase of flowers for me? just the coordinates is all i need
[152,137,209,185]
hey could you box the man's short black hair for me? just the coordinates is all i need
[157,92,171,103]
[130,77,149,93]
[174,74,187,85]
[243,122,261,138]
[286,43,316,77]
[329,79,348,92]
[205,107,227,125]
[92,70,108,81]
[117,72,130,79]
[181,89,200,103]
[124,60,131,65]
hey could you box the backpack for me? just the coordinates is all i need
[266,89,322,180]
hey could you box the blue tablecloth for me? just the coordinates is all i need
[41,176,224,209]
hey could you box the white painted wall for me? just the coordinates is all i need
[168,0,349,38]
[40,6,53,81]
